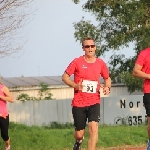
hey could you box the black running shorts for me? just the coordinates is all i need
[143,93,150,116]
[0,115,9,141]
[72,103,100,131]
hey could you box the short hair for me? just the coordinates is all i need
[82,37,95,46]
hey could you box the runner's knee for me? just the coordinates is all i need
[1,134,9,141]
[75,130,84,140]
[88,122,98,134]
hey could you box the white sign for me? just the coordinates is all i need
[102,95,146,126]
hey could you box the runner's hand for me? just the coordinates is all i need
[0,113,7,119]
[74,79,84,90]
[103,87,110,95]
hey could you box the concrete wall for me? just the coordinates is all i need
[7,95,146,126]
[10,85,142,100]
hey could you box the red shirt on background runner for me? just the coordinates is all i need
[135,47,150,93]
[0,84,8,118]
[65,56,109,107]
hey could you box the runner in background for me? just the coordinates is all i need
[132,47,150,150]
[0,80,14,150]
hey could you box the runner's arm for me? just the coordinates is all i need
[62,72,83,90]
[132,64,150,79]
[0,86,14,103]
[102,77,111,95]
[62,72,77,88]
[103,77,111,88]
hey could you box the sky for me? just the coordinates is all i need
[0,0,135,78]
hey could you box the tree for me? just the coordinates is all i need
[0,0,33,57]
[17,82,53,101]
[72,0,150,93]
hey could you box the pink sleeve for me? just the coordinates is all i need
[101,61,109,79]
[65,58,77,76]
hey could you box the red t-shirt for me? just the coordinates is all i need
[135,47,150,93]
[0,84,8,117]
[65,56,109,107]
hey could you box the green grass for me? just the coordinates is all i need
[0,122,148,150]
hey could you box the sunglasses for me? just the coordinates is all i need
[83,45,95,48]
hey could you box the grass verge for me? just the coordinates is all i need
[0,122,148,150]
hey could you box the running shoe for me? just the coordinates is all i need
[5,145,10,150]
[147,140,150,150]
[72,140,82,150]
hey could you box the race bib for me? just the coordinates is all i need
[82,80,98,93]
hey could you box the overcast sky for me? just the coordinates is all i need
[0,0,135,78]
